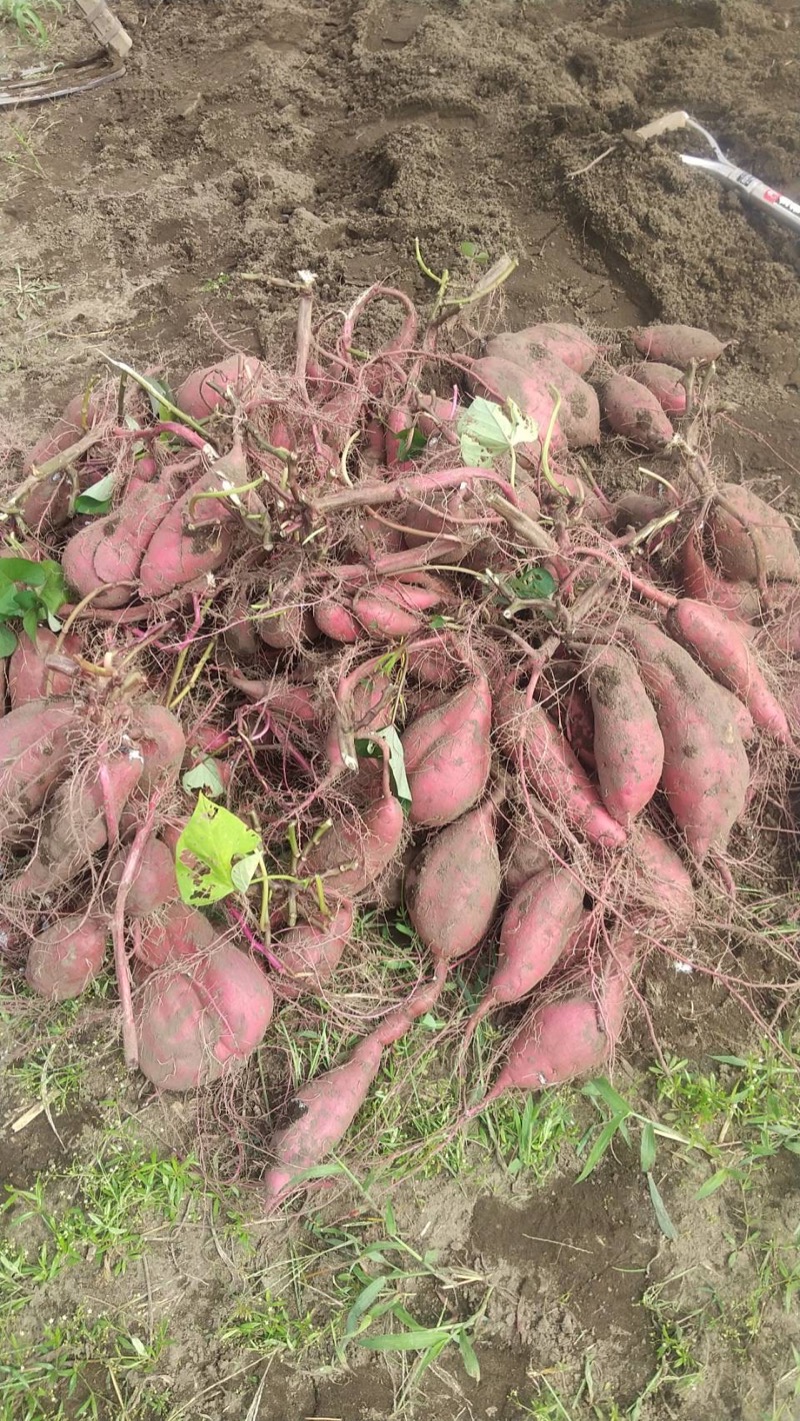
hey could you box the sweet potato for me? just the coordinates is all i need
[135,901,216,969]
[402,673,492,826]
[406,799,501,961]
[20,391,108,529]
[708,483,800,584]
[584,644,664,825]
[0,700,76,831]
[470,354,597,448]
[276,900,354,998]
[495,683,627,850]
[678,530,762,623]
[486,323,599,376]
[629,825,694,929]
[138,469,235,598]
[621,616,749,859]
[467,356,567,452]
[174,355,264,421]
[26,914,108,1001]
[599,374,674,449]
[106,838,179,918]
[261,1034,385,1202]
[326,672,392,774]
[313,598,362,643]
[478,934,634,1099]
[136,942,273,1090]
[303,792,404,896]
[259,601,315,651]
[62,470,177,609]
[352,588,422,640]
[611,491,670,534]
[632,323,726,367]
[621,362,687,415]
[564,681,596,770]
[666,597,791,745]
[132,704,186,794]
[405,641,459,687]
[466,867,584,1035]
[400,490,483,564]
[502,815,557,894]
[10,748,143,897]
[8,628,81,708]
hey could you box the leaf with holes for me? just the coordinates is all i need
[175,794,262,906]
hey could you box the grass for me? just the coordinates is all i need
[0,0,61,42]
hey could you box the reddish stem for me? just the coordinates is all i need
[228,905,286,974]
[112,797,161,1070]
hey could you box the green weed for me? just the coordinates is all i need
[0,1311,170,1420]
[0,0,61,43]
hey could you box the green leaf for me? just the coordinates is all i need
[507,565,557,601]
[230,852,261,894]
[0,587,22,617]
[646,1172,677,1240]
[146,375,178,422]
[354,725,411,811]
[22,608,40,642]
[640,1122,657,1174]
[695,1168,730,1200]
[457,396,538,469]
[359,1329,451,1353]
[175,794,262,906]
[74,472,115,516]
[0,625,17,656]
[394,426,428,462]
[583,1078,634,1120]
[459,240,478,258]
[575,1115,626,1183]
[37,562,69,615]
[711,1055,748,1067]
[181,759,226,800]
[344,1276,391,1338]
[0,557,48,586]
[384,1202,397,1236]
[457,1330,481,1380]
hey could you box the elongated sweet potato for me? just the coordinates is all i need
[708,483,800,584]
[406,799,501,961]
[276,900,355,998]
[622,362,687,414]
[666,598,791,744]
[467,356,566,453]
[138,468,235,598]
[402,673,492,826]
[313,598,362,643]
[502,815,557,894]
[466,867,584,1036]
[62,470,177,609]
[174,355,264,421]
[26,913,108,1001]
[621,616,749,859]
[470,354,597,448]
[629,825,695,929]
[599,374,674,449]
[678,530,761,623]
[486,323,599,376]
[8,628,81,709]
[495,683,627,849]
[632,324,726,367]
[0,700,76,832]
[584,644,664,825]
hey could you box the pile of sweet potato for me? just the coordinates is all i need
[1,282,798,1209]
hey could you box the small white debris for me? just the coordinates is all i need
[674,960,694,974]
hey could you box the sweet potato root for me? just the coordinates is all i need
[632,323,726,367]
[8,628,81,709]
[0,700,76,832]
[584,644,664,825]
[599,374,674,449]
[708,483,800,585]
[276,900,355,998]
[406,799,501,961]
[667,597,792,745]
[486,323,598,376]
[402,672,492,826]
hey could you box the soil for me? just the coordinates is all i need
[1,0,800,1418]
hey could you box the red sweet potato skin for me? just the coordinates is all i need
[133,704,187,794]
[303,794,404,896]
[62,473,175,609]
[0,701,76,832]
[621,616,749,859]
[709,483,800,584]
[491,867,584,1003]
[8,628,81,708]
[666,598,791,744]
[405,800,501,961]
[622,362,687,414]
[599,374,674,449]
[402,673,492,826]
[629,826,695,928]
[678,530,762,623]
[26,914,108,1001]
[276,900,355,998]
[467,356,567,453]
[495,683,627,849]
[135,902,216,969]
[138,470,234,597]
[174,356,263,421]
[632,324,726,367]
[585,644,664,825]
[106,838,179,918]
[486,323,599,376]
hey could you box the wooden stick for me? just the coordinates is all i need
[73,0,132,58]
